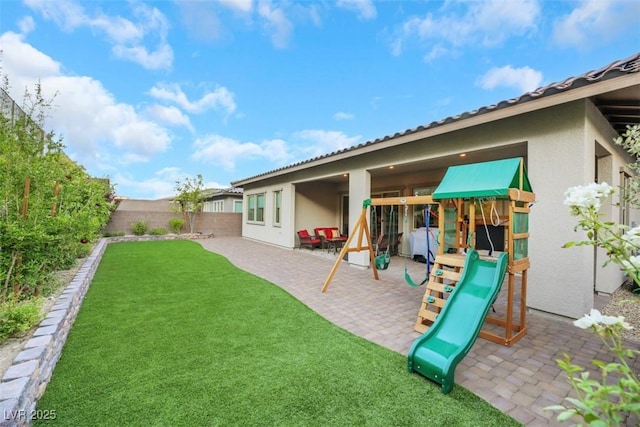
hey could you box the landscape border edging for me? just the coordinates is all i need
[0,239,107,426]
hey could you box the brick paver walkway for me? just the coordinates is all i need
[198,237,639,426]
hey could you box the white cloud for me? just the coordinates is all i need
[391,0,539,56]
[113,167,228,199]
[552,0,640,50]
[0,32,61,80]
[337,0,377,20]
[258,0,293,49]
[149,83,236,117]
[18,16,36,34]
[145,105,194,132]
[476,65,543,93]
[113,169,176,200]
[333,112,355,120]
[293,130,361,158]
[260,138,291,163]
[423,45,449,63]
[25,0,173,70]
[0,32,171,171]
[194,136,243,169]
[24,0,87,30]
[220,0,254,14]
[191,134,292,170]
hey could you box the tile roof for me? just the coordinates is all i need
[233,52,640,186]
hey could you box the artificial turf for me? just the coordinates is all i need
[35,240,520,426]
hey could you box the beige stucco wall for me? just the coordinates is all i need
[242,183,296,248]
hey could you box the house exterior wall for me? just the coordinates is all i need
[203,195,243,213]
[237,99,635,319]
[242,182,296,248]
[295,181,341,238]
[585,101,640,295]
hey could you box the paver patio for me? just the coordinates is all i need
[198,237,639,426]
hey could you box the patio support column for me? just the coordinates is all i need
[348,168,371,268]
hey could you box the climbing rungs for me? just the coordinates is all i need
[421,294,446,309]
[414,321,429,334]
[428,282,457,295]
[417,309,438,323]
[434,254,466,268]
[430,269,460,282]
[414,254,466,334]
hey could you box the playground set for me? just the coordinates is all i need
[321,157,535,393]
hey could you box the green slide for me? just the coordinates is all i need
[407,249,508,394]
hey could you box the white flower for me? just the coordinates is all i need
[620,255,640,272]
[564,182,615,212]
[573,309,633,330]
[621,226,640,248]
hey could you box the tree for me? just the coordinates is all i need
[173,174,205,234]
[0,76,115,304]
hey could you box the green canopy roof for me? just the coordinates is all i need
[432,158,532,200]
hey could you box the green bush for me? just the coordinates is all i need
[131,220,148,236]
[0,298,43,343]
[0,79,116,302]
[150,227,168,236]
[169,218,184,234]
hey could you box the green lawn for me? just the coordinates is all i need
[35,240,520,426]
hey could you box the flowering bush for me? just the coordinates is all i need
[545,310,639,425]
[562,181,640,289]
[546,125,640,424]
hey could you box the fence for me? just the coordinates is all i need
[103,207,242,237]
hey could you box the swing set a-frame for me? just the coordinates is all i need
[320,157,535,347]
[321,195,439,294]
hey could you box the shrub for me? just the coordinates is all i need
[150,227,168,236]
[131,220,148,236]
[0,298,43,343]
[545,311,639,425]
[169,218,184,234]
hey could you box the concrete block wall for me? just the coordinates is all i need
[0,239,107,426]
[104,211,241,237]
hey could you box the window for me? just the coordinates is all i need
[273,190,282,226]
[248,195,256,221]
[234,200,243,213]
[247,193,265,223]
[212,201,224,212]
[257,193,265,222]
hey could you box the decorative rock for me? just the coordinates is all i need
[3,360,38,382]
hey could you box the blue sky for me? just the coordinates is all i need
[1,0,639,199]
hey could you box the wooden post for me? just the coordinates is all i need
[51,181,60,217]
[321,207,378,292]
[22,177,30,219]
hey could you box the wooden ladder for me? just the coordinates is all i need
[414,253,466,334]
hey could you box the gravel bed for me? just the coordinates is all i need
[600,281,640,343]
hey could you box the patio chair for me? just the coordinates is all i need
[324,227,348,254]
[314,228,328,250]
[297,230,321,250]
